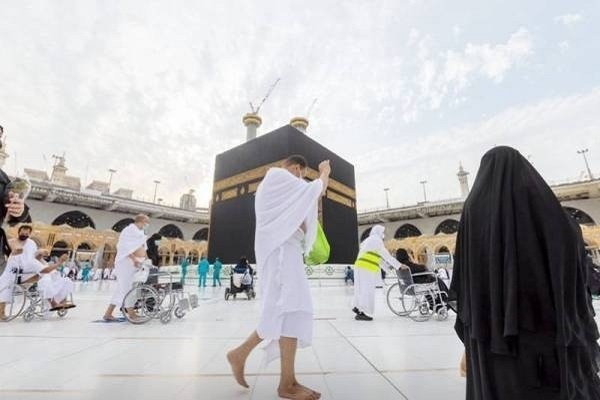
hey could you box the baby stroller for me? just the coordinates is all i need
[225,265,255,301]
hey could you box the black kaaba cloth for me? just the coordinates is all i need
[208,125,358,265]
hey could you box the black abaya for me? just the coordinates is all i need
[450,146,600,400]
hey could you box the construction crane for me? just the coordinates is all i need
[306,98,318,118]
[249,78,281,114]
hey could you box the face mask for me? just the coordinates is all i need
[18,234,29,241]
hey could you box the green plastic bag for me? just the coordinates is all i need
[305,223,330,266]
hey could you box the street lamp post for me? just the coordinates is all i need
[420,180,428,203]
[383,188,390,209]
[577,149,594,180]
[153,180,161,203]
[107,169,117,193]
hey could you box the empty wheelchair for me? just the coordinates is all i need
[122,270,198,325]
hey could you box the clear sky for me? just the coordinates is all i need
[1,1,599,210]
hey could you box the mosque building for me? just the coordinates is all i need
[3,119,599,269]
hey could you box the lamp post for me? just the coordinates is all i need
[420,180,428,203]
[577,149,594,180]
[108,169,117,193]
[383,188,390,209]
[153,180,161,203]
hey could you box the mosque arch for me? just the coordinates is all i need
[174,248,187,265]
[52,211,96,229]
[158,224,184,240]
[435,219,460,235]
[394,224,422,239]
[50,240,72,257]
[563,206,595,226]
[415,247,428,265]
[193,228,209,241]
[76,242,95,251]
[436,246,450,254]
[189,249,200,264]
[158,246,171,266]
[112,218,134,232]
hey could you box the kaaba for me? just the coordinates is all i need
[207,124,359,264]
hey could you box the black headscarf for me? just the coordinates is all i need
[396,248,434,284]
[146,233,162,267]
[450,146,600,396]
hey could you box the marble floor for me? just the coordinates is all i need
[1,280,599,400]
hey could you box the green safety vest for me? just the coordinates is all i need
[354,251,382,273]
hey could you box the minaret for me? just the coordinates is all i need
[243,113,262,141]
[457,162,470,198]
[290,116,309,133]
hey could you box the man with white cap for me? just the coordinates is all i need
[352,225,406,321]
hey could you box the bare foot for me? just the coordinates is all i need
[103,315,117,321]
[278,384,318,400]
[294,382,321,399]
[227,349,249,388]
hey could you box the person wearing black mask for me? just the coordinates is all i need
[450,146,600,399]
[0,125,30,273]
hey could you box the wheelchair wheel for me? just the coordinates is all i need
[160,310,172,324]
[386,283,411,317]
[403,285,432,322]
[224,288,230,301]
[436,306,449,321]
[23,310,35,322]
[123,285,160,324]
[57,308,68,318]
[3,285,27,322]
[174,306,185,319]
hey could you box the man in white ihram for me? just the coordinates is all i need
[227,155,330,400]
[352,225,405,321]
[102,214,149,321]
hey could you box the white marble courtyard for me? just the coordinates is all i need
[1,280,599,400]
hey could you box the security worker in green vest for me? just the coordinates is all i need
[353,225,406,321]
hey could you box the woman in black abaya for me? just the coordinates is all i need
[450,146,600,399]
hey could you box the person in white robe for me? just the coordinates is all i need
[0,226,68,318]
[102,214,149,321]
[352,225,406,321]
[227,155,331,400]
[35,250,75,311]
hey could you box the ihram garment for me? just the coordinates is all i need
[110,223,146,308]
[255,167,323,363]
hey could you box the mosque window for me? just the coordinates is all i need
[394,224,422,239]
[158,224,184,239]
[52,211,96,229]
[435,219,459,235]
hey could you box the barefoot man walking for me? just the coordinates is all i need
[227,155,330,400]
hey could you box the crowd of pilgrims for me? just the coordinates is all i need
[0,123,599,399]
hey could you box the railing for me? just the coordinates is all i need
[163,263,455,287]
